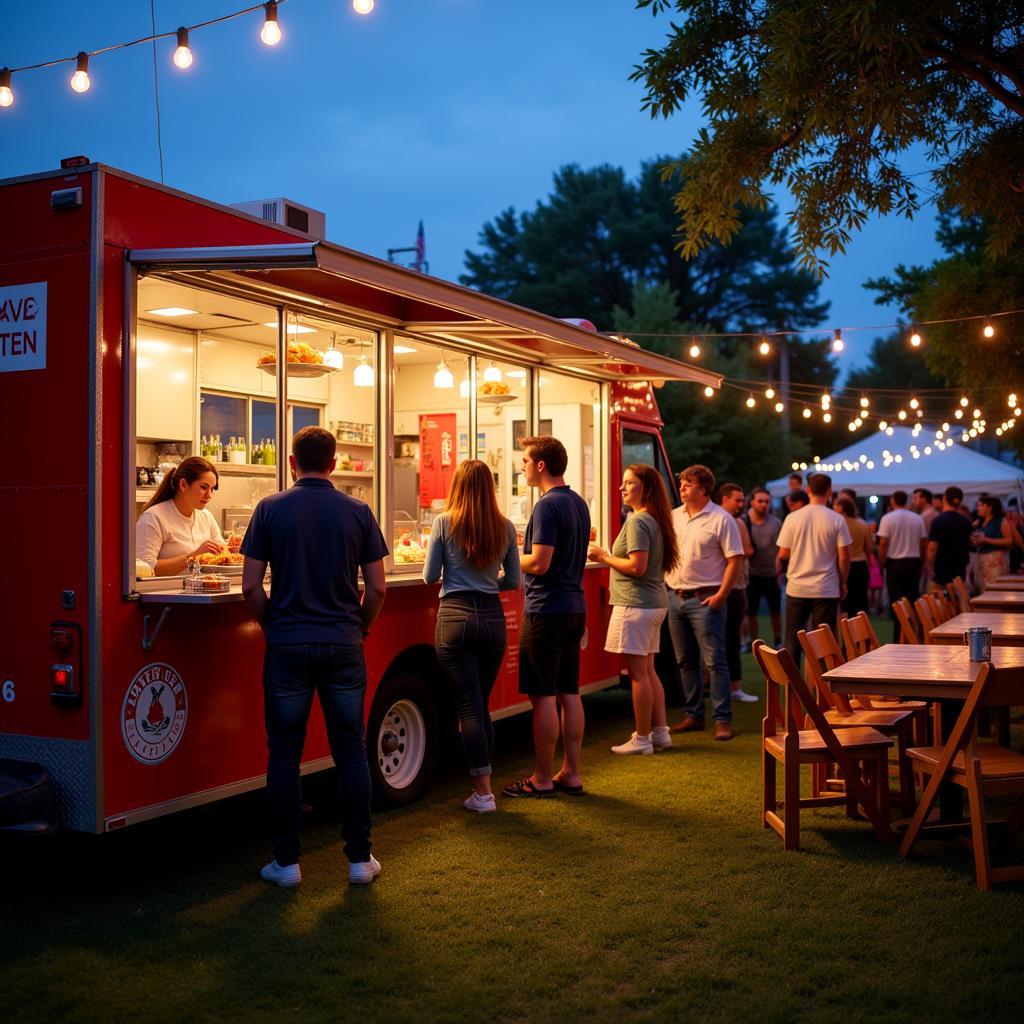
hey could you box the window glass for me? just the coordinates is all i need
[291,404,320,434]
[538,370,601,543]
[200,392,246,447]
[391,339,473,568]
[252,399,276,450]
[623,426,679,517]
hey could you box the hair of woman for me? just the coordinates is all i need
[142,456,218,513]
[445,459,508,568]
[979,494,1003,519]
[626,463,679,574]
[834,495,857,518]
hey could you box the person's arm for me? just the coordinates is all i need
[242,556,269,626]
[588,543,649,577]
[877,535,889,568]
[360,559,386,636]
[993,520,1015,549]
[704,555,741,608]
[776,547,790,578]
[863,525,875,560]
[422,519,443,585]
[499,529,522,590]
[925,540,938,576]
[520,543,554,576]
[838,545,851,599]
[738,518,754,558]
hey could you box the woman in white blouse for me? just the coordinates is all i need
[136,457,226,575]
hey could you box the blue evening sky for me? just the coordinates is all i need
[0,0,943,371]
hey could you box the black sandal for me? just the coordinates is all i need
[502,778,556,798]
[552,778,585,796]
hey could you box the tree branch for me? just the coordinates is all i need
[762,120,807,158]
[920,41,1024,116]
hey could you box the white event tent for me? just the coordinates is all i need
[766,426,1024,507]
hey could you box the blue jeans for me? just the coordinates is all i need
[666,591,731,723]
[435,592,507,777]
[263,642,372,867]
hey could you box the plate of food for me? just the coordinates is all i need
[477,381,517,404]
[196,551,244,574]
[257,343,336,378]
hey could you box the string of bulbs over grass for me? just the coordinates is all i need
[0,1,378,107]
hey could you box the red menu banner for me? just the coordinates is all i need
[419,413,456,507]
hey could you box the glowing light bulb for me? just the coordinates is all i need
[483,363,502,383]
[860,396,869,408]
[353,0,375,12]
[71,52,90,93]
[433,359,453,389]
[802,408,812,419]
[909,397,919,410]
[848,422,857,432]
[910,330,922,348]
[898,409,907,421]
[774,401,784,413]
[261,2,282,45]
[0,68,12,108]
[688,342,701,359]
[878,420,888,431]
[973,407,982,419]
[960,396,969,407]
[955,409,963,419]
[765,386,775,400]
[703,385,714,398]
[173,27,193,68]
[832,328,844,353]
[354,353,374,387]
[745,395,756,409]
[758,338,771,356]
[983,322,995,339]
[1009,393,1018,407]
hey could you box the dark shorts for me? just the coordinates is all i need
[747,574,781,615]
[518,612,587,696]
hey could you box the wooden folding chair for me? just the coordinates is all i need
[914,595,939,641]
[799,624,918,816]
[892,598,921,644]
[753,640,893,851]
[900,663,1024,890]
[839,611,930,745]
[924,590,953,624]
[951,576,972,615]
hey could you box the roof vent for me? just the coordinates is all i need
[230,197,325,239]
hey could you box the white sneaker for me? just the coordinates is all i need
[464,791,497,813]
[349,854,382,885]
[651,726,673,750]
[733,688,759,703]
[611,732,654,755]
[259,859,301,887]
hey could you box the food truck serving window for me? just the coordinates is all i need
[622,427,678,514]
[129,275,377,590]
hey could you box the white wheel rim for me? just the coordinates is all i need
[376,698,426,790]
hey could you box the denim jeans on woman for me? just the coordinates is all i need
[435,592,507,776]
[666,590,732,723]
[263,642,372,867]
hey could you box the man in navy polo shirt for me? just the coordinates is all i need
[242,426,388,887]
[503,435,590,798]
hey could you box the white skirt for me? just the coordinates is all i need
[604,604,667,655]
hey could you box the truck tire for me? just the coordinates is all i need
[367,672,439,807]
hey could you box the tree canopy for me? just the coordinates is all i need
[631,1,1024,274]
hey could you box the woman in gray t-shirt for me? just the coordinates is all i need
[588,464,679,756]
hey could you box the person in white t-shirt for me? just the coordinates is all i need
[878,490,927,642]
[775,473,852,663]
[135,456,227,576]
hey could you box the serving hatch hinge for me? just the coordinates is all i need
[141,606,172,652]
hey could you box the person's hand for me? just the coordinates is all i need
[226,534,242,553]
[191,539,223,556]
[840,583,848,600]
[702,591,726,609]
[587,543,606,563]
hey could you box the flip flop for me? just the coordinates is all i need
[552,778,585,796]
[502,778,556,798]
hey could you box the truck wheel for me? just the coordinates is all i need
[367,672,439,807]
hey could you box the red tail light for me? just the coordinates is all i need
[50,621,83,708]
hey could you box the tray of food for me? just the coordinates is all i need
[195,551,244,574]
[257,342,336,377]
[478,381,516,403]
[184,574,232,594]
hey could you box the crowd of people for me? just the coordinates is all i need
[226,425,1024,887]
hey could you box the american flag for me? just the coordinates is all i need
[413,220,425,272]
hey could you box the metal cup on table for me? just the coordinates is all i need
[963,626,993,661]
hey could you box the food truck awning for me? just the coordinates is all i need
[128,243,721,387]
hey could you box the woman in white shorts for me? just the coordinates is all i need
[588,464,679,755]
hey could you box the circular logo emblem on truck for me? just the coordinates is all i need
[121,663,188,765]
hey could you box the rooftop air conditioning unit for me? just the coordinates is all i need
[230,197,326,239]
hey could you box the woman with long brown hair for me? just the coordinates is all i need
[423,459,521,812]
[136,456,226,576]
[588,463,679,755]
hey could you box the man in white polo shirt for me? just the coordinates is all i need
[776,472,851,662]
[878,489,927,642]
[665,464,743,741]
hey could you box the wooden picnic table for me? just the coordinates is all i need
[994,574,1024,585]
[824,644,1024,825]
[986,577,1024,591]
[930,612,1024,646]
[971,590,1024,611]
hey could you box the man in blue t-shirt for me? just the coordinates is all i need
[241,426,388,888]
[503,435,591,799]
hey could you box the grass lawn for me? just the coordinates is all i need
[3,621,1024,1023]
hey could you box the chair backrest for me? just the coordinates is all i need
[798,624,854,715]
[915,595,939,640]
[951,576,971,615]
[840,610,879,661]
[924,591,950,624]
[892,597,921,644]
[753,640,834,739]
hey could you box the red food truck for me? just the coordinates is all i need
[0,161,719,834]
